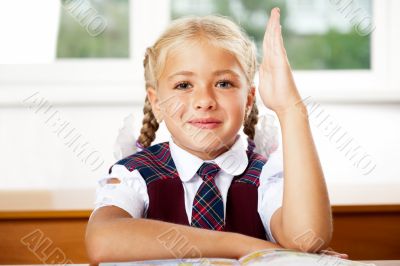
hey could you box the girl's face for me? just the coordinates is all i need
[147,40,255,160]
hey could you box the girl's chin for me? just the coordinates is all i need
[187,141,231,158]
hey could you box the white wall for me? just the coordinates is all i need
[0,99,399,205]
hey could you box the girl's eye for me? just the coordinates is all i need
[216,80,234,88]
[174,82,192,90]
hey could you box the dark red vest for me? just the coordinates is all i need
[111,138,270,240]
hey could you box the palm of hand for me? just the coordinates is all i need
[258,8,302,115]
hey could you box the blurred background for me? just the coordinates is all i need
[0,0,399,262]
[1,0,398,201]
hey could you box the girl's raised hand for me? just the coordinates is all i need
[258,7,303,116]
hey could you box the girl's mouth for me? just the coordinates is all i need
[187,118,222,129]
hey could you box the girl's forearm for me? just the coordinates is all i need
[86,217,280,263]
[277,103,332,250]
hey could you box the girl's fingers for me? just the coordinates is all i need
[269,8,278,54]
[272,10,281,55]
[319,250,349,259]
[263,9,273,56]
[277,24,285,56]
[262,7,279,70]
[272,10,290,66]
[273,8,286,59]
[272,7,281,46]
[262,7,288,71]
[276,20,286,59]
[263,8,276,44]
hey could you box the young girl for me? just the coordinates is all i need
[86,8,346,263]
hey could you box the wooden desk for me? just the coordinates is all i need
[0,189,93,263]
[361,261,400,266]
[0,262,399,266]
[0,188,399,264]
[0,210,89,264]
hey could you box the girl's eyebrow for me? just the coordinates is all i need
[213,69,241,78]
[167,69,240,80]
[167,71,194,80]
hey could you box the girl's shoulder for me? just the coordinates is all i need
[114,141,170,169]
[109,141,178,186]
[231,148,268,187]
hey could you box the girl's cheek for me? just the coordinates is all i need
[158,92,185,116]
[221,94,246,114]
[168,100,189,122]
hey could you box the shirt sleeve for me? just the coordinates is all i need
[93,164,149,218]
[257,149,284,243]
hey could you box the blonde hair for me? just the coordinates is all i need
[138,15,259,148]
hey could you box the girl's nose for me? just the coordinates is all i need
[193,87,217,111]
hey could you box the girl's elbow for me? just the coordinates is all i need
[283,228,332,253]
[85,229,112,264]
[297,235,331,253]
[314,224,333,252]
[300,224,333,253]
[302,232,332,253]
[318,230,333,252]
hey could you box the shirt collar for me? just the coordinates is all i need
[169,134,249,182]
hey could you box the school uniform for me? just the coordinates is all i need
[94,134,283,242]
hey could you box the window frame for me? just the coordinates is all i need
[0,0,398,105]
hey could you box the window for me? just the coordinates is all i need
[57,0,130,58]
[0,0,398,103]
[171,0,372,70]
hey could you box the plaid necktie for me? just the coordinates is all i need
[191,162,225,231]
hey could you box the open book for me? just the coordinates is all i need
[100,248,375,266]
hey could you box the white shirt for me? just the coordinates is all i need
[94,134,284,242]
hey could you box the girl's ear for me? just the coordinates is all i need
[147,86,163,123]
[246,85,256,110]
